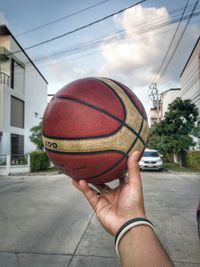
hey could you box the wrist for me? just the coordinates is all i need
[115,217,155,257]
[112,211,147,236]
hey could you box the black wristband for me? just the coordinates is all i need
[115,217,154,245]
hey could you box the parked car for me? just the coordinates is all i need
[197,200,200,239]
[139,149,163,171]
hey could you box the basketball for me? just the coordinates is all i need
[42,77,149,184]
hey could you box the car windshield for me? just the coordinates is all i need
[143,151,159,157]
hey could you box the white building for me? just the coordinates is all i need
[179,36,200,115]
[159,88,180,119]
[0,25,48,163]
[47,94,54,103]
[149,37,200,125]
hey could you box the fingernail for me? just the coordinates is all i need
[132,151,140,161]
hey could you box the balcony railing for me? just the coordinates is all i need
[0,72,10,86]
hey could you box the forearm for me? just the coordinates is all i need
[119,225,175,267]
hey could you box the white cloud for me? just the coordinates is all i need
[99,4,199,89]
[100,5,171,85]
[44,4,199,108]
[43,59,98,94]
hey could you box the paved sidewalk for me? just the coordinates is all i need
[0,172,199,266]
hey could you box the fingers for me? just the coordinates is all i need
[72,179,109,211]
[119,172,128,185]
[93,184,112,193]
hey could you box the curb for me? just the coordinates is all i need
[164,168,200,175]
[7,171,60,176]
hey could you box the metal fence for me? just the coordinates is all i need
[0,155,6,166]
[10,154,28,166]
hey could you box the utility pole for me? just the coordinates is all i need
[149,83,160,122]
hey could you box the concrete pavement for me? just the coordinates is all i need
[0,171,199,267]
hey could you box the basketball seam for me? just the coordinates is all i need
[45,148,126,155]
[86,118,144,181]
[51,96,145,146]
[93,77,127,122]
[108,78,147,121]
[53,118,143,181]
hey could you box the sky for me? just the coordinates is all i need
[0,0,200,110]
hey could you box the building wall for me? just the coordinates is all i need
[0,83,25,154]
[0,35,11,51]
[0,26,48,156]
[160,89,180,119]
[179,38,200,116]
[148,108,158,127]
[24,64,47,153]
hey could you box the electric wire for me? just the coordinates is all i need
[155,0,199,84]
[152,0,190,84]
[2,7,199,72]
[7,0,146,56]
[16,0,110,37]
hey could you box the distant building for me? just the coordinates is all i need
[159,88,181,119]
[0,25,48,161]
[148,107,159,127]
[178,36,200,149]
[48,94,54,103]
[179,36,200,115]
[149,36,200,125]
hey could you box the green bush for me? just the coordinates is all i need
[30,151,50,172]
[185,150,200,170]
[162,152,173,163]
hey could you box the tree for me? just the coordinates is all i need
[192,120,200,139]
[29,121,44,150]
[148,98,199,166]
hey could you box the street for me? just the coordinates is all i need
[0,171,199,267]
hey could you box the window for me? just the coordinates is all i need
[10,59,14,88]
[11,134,24,156]
[10,59,25,91]
[143,151,159,157]
[10,96,24,128]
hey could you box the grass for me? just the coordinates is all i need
[164,162,200,173]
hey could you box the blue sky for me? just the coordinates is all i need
[0,0,200,108]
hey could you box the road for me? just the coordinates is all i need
[0,171,199,267]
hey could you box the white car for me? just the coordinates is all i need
[139,149,163,171]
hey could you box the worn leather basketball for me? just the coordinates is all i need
[42,77,149,184]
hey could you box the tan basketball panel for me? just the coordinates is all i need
[140,120,149,144]
[96,77,144,133]
[42,123,141,154]
[127,120,149,156]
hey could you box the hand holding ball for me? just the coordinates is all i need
[42,77,149,184]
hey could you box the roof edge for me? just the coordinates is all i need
[180,36,200,78]
[160,88,181,95]
[0,24,48,84]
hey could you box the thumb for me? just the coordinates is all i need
[127,151,142,187]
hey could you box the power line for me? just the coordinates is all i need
[7,0,146,56]
[152,0,190,84]
[1,0,194,48]
[1,2,200,79]
[155,0,200,84]
[1,26,178,77]
[16,0,110,37]
[5,6,200,66]
[2,13,200,78]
